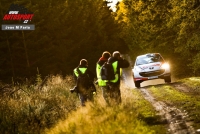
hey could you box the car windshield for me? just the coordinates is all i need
[136,54,164,65]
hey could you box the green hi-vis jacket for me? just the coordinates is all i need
[110,61,120,83]
[96,61,122,86]
[74,67,87,77]
[96,63,107,86]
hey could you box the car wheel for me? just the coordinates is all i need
[164,76,171,83]
[134,81,141,88]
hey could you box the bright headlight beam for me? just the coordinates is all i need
[161,63,170,69]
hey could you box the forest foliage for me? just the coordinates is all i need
[0,0,200,83]
[116,0,200,77]
[0,0,128,82]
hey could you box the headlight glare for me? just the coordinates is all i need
[161,63,170,69]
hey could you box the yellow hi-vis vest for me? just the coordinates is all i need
[74,67,87,77]
[110,61,119,83]
[96,63,107,86]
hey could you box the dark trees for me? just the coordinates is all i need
[0,0,128,82]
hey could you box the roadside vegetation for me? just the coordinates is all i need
[146,77,200,130]
[0,75,166,134]
[45,85,166,134]
[0,75,78,133]
[180,77,200,90]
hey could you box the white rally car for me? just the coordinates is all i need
[132,53,171,88]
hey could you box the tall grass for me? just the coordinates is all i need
[45,84,166,134]
[0,75,78,134]
[0,76,166,134]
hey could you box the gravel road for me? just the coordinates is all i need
[122,67,196,134]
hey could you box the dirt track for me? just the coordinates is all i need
[122,67,196,134]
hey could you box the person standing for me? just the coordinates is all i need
[96,51,111,105]
[107,51,130,105]
[72,59,96,106]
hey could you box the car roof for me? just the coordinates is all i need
[137,53,161,58]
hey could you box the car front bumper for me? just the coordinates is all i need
[133,73,171,82]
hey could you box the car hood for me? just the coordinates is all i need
[137,62,161,71]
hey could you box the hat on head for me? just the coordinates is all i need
[102,51,111,59]
[113,51,120,58]
[79,59,88,66]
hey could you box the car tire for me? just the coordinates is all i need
[134,81,141,88]
[164,76,171,83]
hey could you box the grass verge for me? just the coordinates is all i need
[0,75,167,134]
[147,79,200,130]
[45,87,166,134]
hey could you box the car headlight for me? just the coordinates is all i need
[161,63,170,70]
